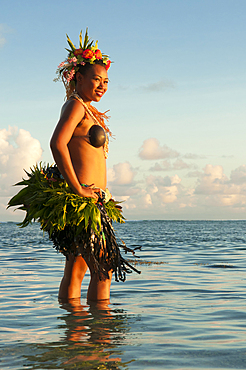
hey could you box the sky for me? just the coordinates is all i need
[1,0,246,221]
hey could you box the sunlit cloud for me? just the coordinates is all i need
[195,164,228,195]
[109,160,246,219]
[139,138,179,160]
[0,24,13,48]
[108,162,137,185]
[173,159,193,170]
[230,165,246,185]
[3,128,246,221]
[1,126,43,221]
[183,153,206,159]
[107,162,140,196]
[139,79,175,92]
[0,33,6,48]
[114,79,175,93]
[127,174,183,209]
[0,126,43,196]
[149,158,196,172]
[186,170,203,178]
[149,160,171,171]
[194,164,246,208]
[221,155,234,158]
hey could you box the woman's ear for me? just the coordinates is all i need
[76,72,84,84]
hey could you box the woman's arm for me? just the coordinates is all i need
[50,99,99,199]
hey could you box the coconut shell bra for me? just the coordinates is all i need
[88,125,106,148]
[70,91,109,157]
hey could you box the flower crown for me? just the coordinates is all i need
[54,28,111,98]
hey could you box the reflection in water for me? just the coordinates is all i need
[3,221,246,369]
[23,299,131,369]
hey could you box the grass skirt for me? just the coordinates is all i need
[8,164,141,281]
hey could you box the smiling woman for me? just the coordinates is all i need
[8,28,140,303]
[49,29,141,301]
[74,62,109,101]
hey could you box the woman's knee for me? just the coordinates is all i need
[64,255,88,281]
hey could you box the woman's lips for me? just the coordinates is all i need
[95,90,103,97]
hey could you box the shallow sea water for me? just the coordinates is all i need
[1,220,246,369]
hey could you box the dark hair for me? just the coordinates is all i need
[74,60,106,84]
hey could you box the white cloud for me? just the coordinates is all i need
[139,138,179,160]
[146,174,172,187]
[0,126,43,197]
[195,164,228,195]
[115,173,183,213]
[183,153,206,159]
[149,160,171,171]
[230,165,246,185]
[123,189,153,210]
[186,170,203,178]
[0,24,13,48]
[144,193,152,206]
[150,158,195,171]
[111,162,246,219]
[173,159,191,170]
[146,174,182,204]
[107,162,184,212]
[115,79,175,92]
[140,79,175,92]
[170,174,182,185]
[108,162,136,185]
[194,164,246,208]
[0,34,6,48]
[107,162,140,197]
[160,186,179,203]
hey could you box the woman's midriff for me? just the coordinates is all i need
[68,136,107,190]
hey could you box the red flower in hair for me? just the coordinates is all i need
[82,49,94,59]
[105,60,111,71]
[74,49,84,56]
[95,49,102,60]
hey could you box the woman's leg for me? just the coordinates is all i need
[87,268,113,301]
[59,254,88,299]
[82,253,113,301]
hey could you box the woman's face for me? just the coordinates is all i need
[76,64,109,103]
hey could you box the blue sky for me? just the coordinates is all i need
[1,0,246,221]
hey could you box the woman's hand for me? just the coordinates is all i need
[79,184,102,201]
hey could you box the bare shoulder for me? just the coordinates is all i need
[51,98,87,145]
[60,98,85,121]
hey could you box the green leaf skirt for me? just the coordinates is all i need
[8,163,141,282]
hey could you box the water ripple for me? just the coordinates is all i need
[1,221,246,369]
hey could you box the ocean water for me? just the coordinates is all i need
[1,220,246,370]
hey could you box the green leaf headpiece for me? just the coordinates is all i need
[54,28,111,97]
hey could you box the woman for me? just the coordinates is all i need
[8,29,140,302]
[50,30,139,301]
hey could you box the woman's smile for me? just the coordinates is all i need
[77,64,109,103]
